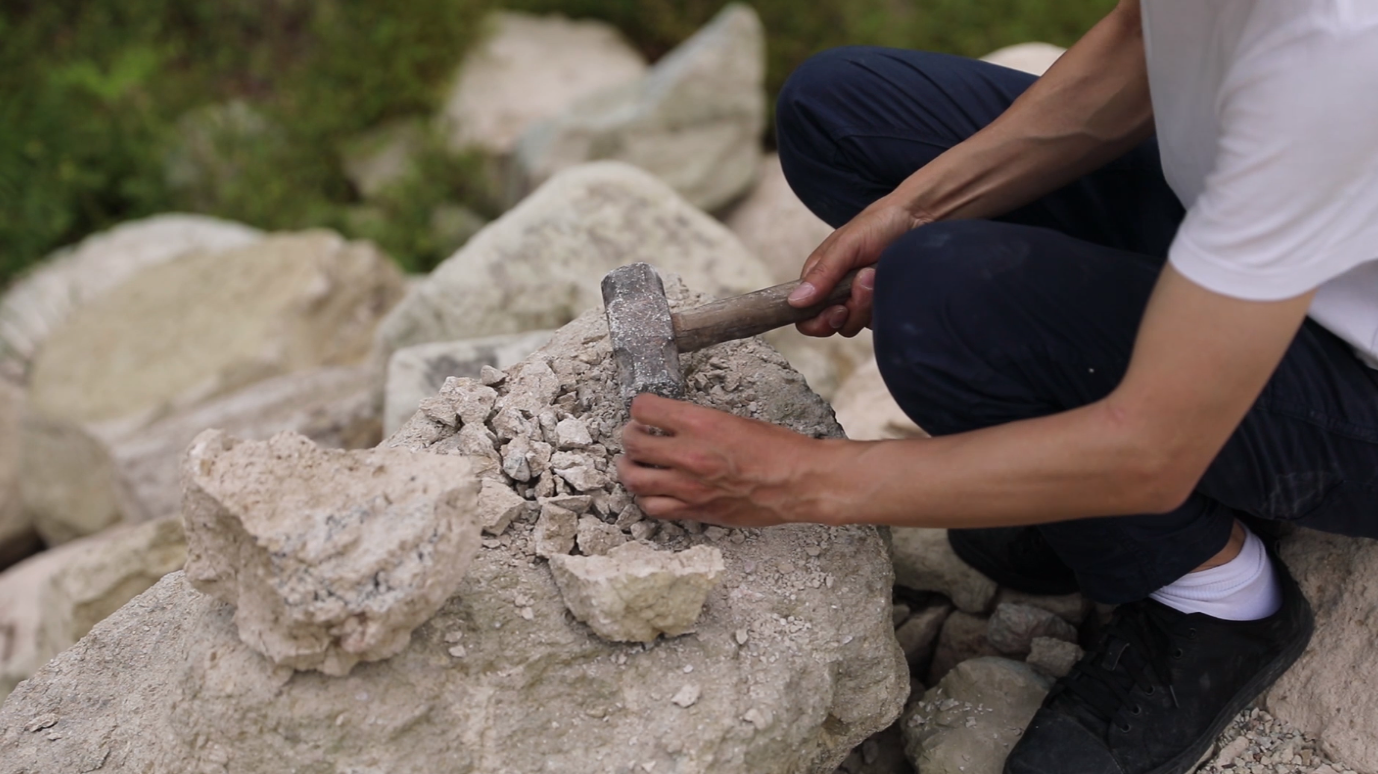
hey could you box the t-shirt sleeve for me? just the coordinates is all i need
[1167,26,1378,301]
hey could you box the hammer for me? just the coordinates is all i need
[600,262,858,407]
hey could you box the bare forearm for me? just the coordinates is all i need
[815,401,1173,529]
[895,0,1153,223]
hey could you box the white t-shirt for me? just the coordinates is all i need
[1141,1,1378,364]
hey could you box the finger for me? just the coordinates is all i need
[795,305,849,338]
[615,455,709,501]
[627,393,700,434]
[620,422,681,468]
[790,236,855,308]
[839,267,875,338]
[636,495,693,520]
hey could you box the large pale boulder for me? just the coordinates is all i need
[891,528,998,614]
[0,518,185,702]
[0,214,262,374]
[0,303,907,774]
[980,43,1066,77]
[1266,531,1378,772]
[384,330,554,436]
[182,430,481,676]
[0,379,34,568]
[441,11,647,156]
[22,232,405,544]
[374,161,773,362]
[29,230,403,426]
[832,357,927,441]
[902,658,1052,774]
[23,368,378,542]
[727,153,834,284]
[513,4,766,212]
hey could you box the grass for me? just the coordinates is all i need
[0,0,1114,285]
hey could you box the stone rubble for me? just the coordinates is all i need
[181,430,482,675]
[1024,636,1083,679]
[513,4,766,212]
[985,602,1079,657]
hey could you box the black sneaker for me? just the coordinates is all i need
[948,526,1080,596]
[1003,551,1314,774]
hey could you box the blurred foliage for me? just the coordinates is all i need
[0,0,1113,285]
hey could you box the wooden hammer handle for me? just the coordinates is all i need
[671,269,861,354]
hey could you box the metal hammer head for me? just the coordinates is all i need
[601,262,684,409]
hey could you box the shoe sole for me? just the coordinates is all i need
[947,529,1081,596]
[1144,589,1316,774]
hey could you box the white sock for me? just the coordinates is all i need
[1149,526,1282,621]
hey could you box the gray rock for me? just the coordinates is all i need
[726,153,834,284]
[890,528,998,614]
[0,518,186,703]
[476,478,529,536]
[986,602,1079,657]
[383,331,554,436]
[440,11,647,156]
[902,658,1053,774]
[895,603,952,669]
[373,161,773,369]
[549,541,724,642]
[0,379,31,568]
[181,430,481,676]
[533,502,579,558]
[831,356,926,440]
[339,118,426,199]
[513,4,766,211]
[1025,636,1083,679]
[928,611,999,684]
[0,214,262,375]
[833,721,911,774]
[1265,531,1378,772]
[576,514,627,556]
[994,588,1091,625]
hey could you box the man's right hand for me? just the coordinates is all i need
[788,197,925,338]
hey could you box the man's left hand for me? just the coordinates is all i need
[615,394,843,528]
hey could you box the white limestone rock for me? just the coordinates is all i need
[903,658,1053,774]
[0,379,31,567]
[726,153,834,284]
[832,356,927,441]
[549,541,725,642]
[513,4,766,211]
[0,214,262,374]
[0,518,186,702]
[373,161,773,363]
[441,11,647,156]
[891,528,998,614]
[181,430,481,675]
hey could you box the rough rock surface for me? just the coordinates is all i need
[0,302,906,774]
[980,43,1066,76]
[986,602,1079,657]
[1266,531,1378,772]
[0,379,33,568]
[384,330,554,435]
[891,528,998,614]
[903,658,1052,774]
[550,541,725,642]
[0,214,262,373]
[513,4,766,212]
[0,518,185,702]
[726,153,834,284]
[929,611,999,685]
[994,588,1090,626]
[1025,636,1083,679]
[23,364,381,545]
[895,603,951,671]
[374,161,773,363]
[182,430,481,676]
[832,357,927,441]
[833,722,911,774]
[441,11,647,156]
[1198,706,1356,774]
[29,230,403,426]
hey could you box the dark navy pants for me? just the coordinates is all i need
[777,47,1378,603]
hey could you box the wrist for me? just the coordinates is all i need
[796,438,870,527]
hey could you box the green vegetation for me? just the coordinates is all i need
[0,0,1113,284]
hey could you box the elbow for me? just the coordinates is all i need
[1099,404,1205,515]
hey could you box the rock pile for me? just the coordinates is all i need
[0,301,907,774]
